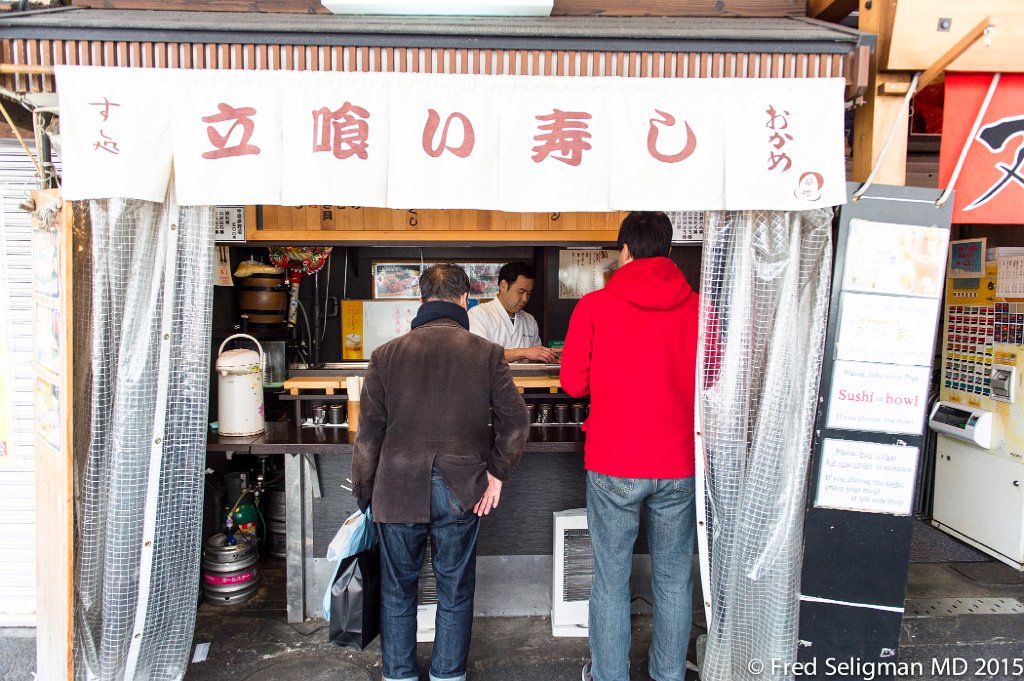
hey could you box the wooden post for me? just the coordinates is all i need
[31,189,74,680]
[852,0,911,185]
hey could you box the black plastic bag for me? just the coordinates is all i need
[328,545,381,650]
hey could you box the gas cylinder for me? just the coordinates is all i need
[216,334,265,436]
[223,471,258,539]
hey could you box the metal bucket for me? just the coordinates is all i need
[202,532,260,606]
[266,491,287,559]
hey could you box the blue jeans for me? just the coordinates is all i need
[377,469,481,681]
[586,470,695,681]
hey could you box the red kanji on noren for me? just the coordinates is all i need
[647,109,697,164]
[422,110,475,159]
[312,102,371,160]
[532,109,592,166]
[202,102,261,160]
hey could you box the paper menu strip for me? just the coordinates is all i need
[996,256,1024,299]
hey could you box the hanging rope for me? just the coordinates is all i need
[851,72,921,201]
[0,97,46,181]
[935,72,1001,208]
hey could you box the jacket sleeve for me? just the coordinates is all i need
[559,294,594,398]
[351,349,387,502]
[487,345,529,481]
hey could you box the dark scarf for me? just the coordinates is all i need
[410,300,470,331]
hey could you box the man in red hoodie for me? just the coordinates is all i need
[561,212,699,681]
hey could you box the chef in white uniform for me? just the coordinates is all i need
[469,262,558,363]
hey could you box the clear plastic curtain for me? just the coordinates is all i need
[699,209,833,681]
[74,195,214,680]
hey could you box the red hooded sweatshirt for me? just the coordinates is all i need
[560,256,698,479]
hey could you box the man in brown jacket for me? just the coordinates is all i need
[352,263,529,681]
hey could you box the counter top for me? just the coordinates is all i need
[206,430,263,452]
[210,419,585,455]
[288,361,560,378]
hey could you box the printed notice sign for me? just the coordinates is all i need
[835,293,939,366]
[815,439,919,515]
[949,238,986,279]
[827,361,931,434]
[843,219,948,297]
[996,255,1024,299]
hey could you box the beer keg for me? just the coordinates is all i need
[201,532,260,606]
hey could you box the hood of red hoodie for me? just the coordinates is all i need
[604,256,693,310]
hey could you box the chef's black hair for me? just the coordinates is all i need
[498,262,536,287]
[617,212,672,260]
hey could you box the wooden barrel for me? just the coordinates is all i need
[237,272,287,327]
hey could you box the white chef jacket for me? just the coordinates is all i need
[468,298,541,349]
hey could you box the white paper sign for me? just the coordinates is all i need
[835,293,939,366]
[362,301,419,356]
[55,66,172,202]
[500,76,610,212]
[996,256,1024,299]
[171,70,283,205]
[815,439,919,515]
[827,361,931,433]
[724,78,846,210]
[608,78,724,210]
[282,71,390,207]
[557,249,618,299]
[388,74,500,209]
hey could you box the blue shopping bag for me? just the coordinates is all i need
[323,507,375,620]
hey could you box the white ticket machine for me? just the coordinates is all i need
[928,402,993,450]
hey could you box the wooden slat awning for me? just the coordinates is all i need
[0,9,869,95]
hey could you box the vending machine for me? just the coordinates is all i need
[931,245,1024,570]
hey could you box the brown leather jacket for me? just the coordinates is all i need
[351,317,529,523]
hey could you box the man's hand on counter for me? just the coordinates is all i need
[505,346,558,363]
[473,472,503,516]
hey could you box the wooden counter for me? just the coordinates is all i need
[246,418,584,455]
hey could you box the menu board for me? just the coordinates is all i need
[341,300,420,359]
[373,262,502,300]
[558,249,617,299]
[666,210,705,242]
[815,439,919,515]
[996,255,1024,299]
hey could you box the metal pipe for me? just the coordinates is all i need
[311,270,322,367]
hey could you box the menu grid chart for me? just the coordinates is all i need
[995,302,1024,345]
[944,304,994,396]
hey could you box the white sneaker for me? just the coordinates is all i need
[582,660,593,681]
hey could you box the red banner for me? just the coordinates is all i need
[939,73,1024,224]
